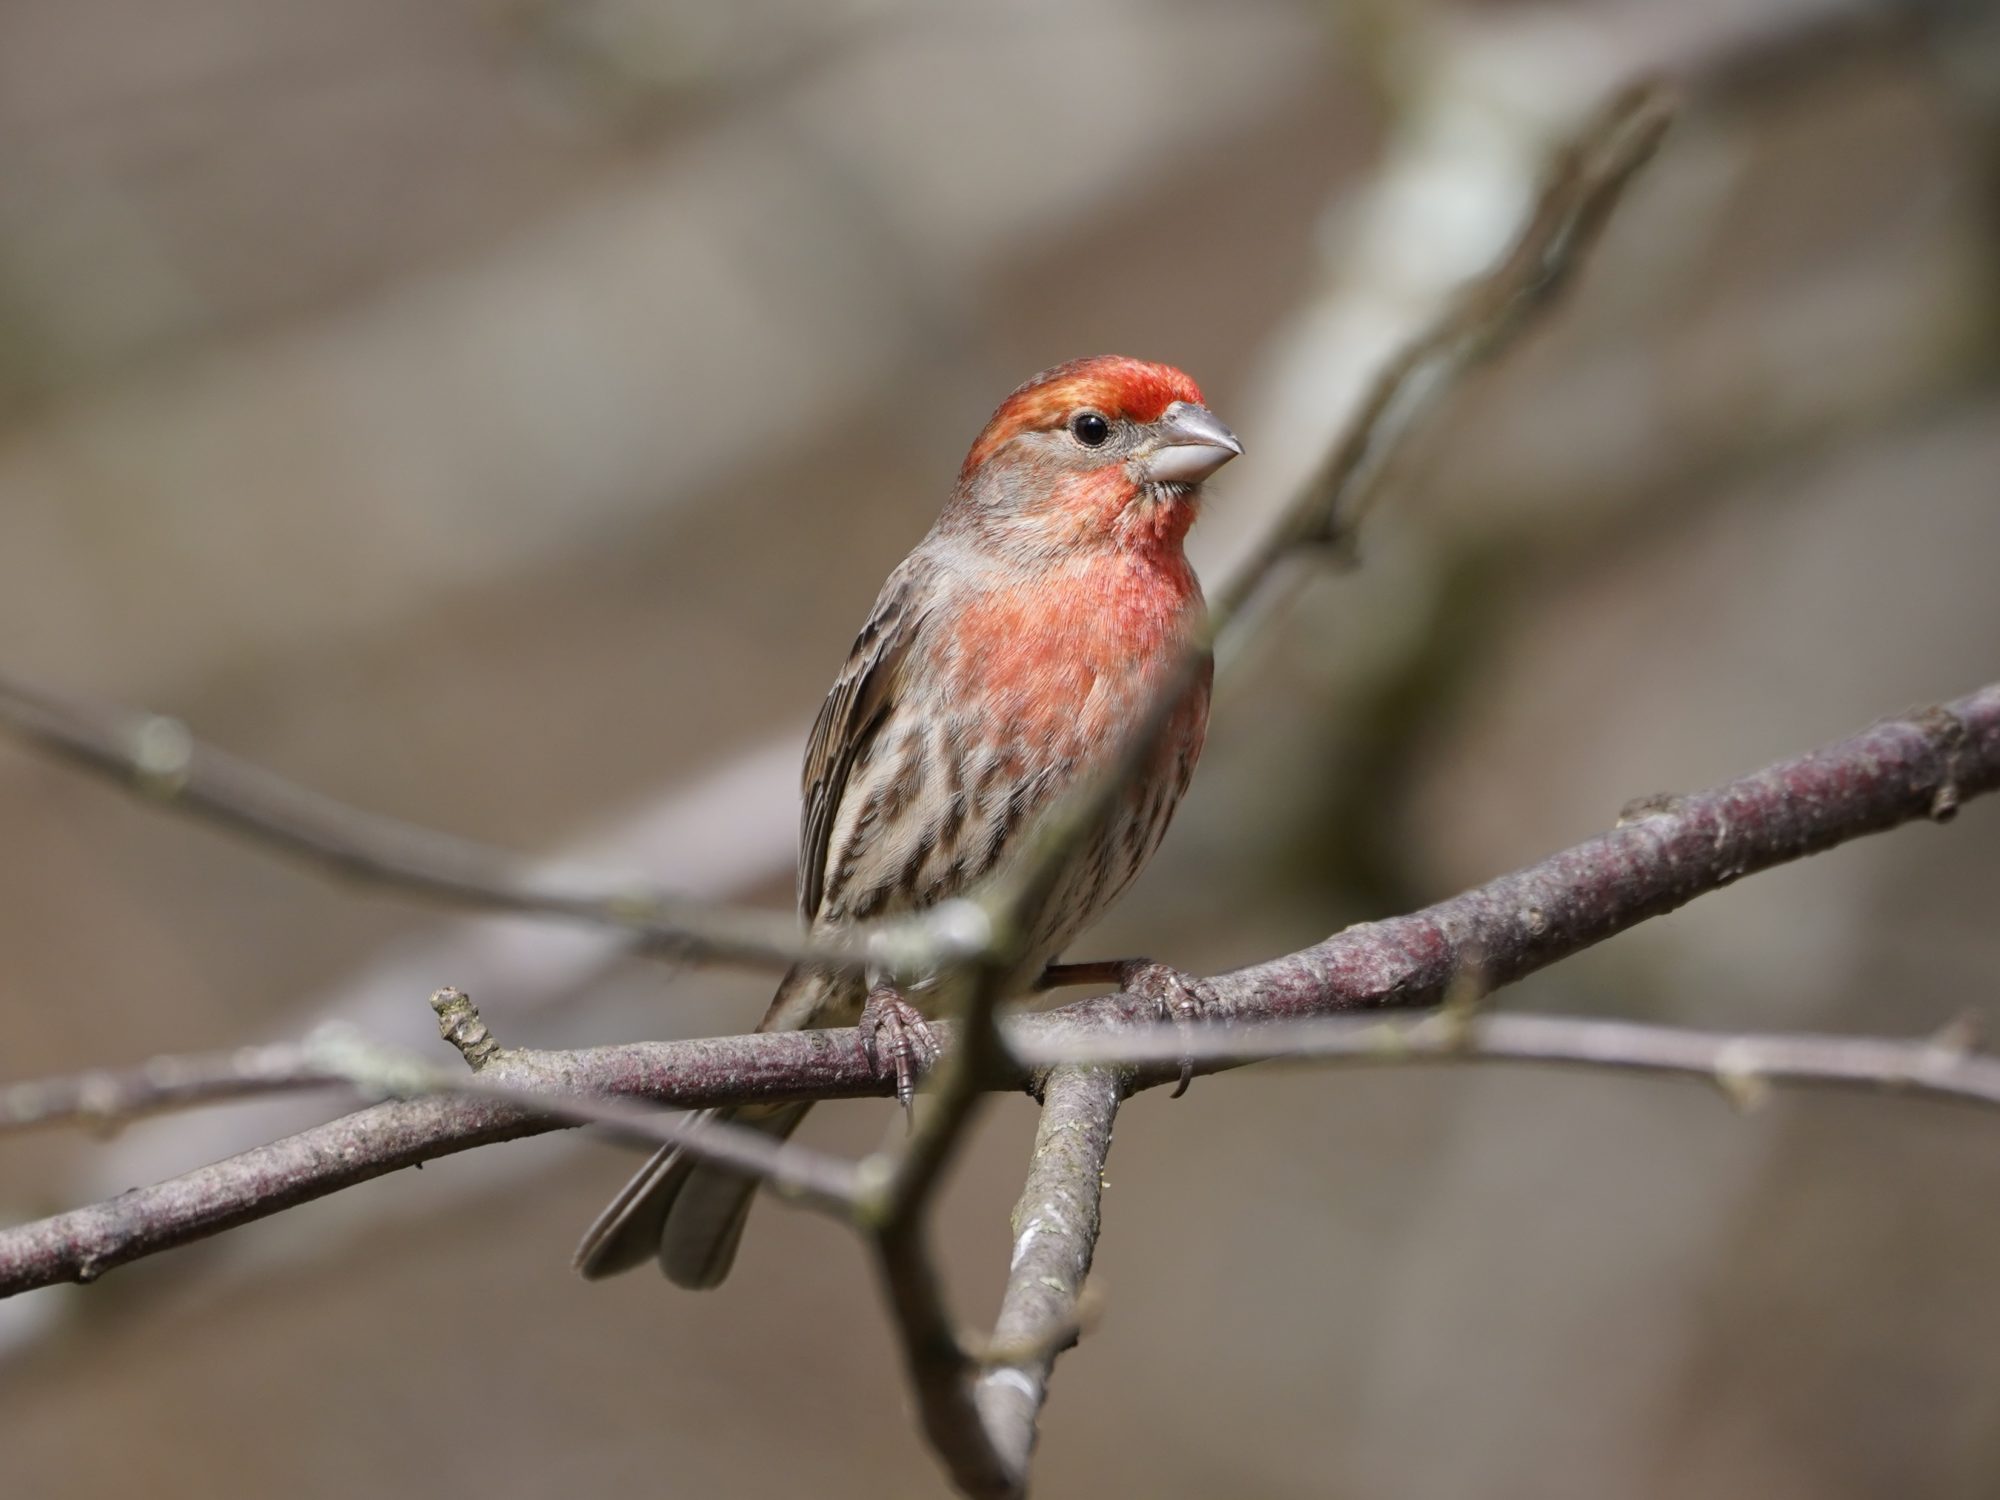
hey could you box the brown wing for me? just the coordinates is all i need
[797,556,932,922]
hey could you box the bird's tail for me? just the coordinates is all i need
[572,1101,812,1285]
[572,963,841,1287]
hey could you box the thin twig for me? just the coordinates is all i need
[0,1024,861,1214]
[1017,1011,2000,1112]
[859,960,1017,1494]
[868,1202,1014,1498]
[0,671,989,983]
[0,1026,901,1141]
[1209,79,1676,629]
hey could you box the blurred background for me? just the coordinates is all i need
[2,0,1998,1495]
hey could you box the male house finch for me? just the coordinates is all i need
[575,355,1240,1287]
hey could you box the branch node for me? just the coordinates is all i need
[1915,705,1969,822]
[1711,1041,1770,1114]
[1932,1010,1983,1058]
[1436,957,1492,1048]
[303,1023,438,1099]
[972,1282,1105,1368]
[129,714,194,798]
[429,987,501,1072]
[75,1073,129,1140]
[1616,790,1686,826]
[850,1151,896,1228]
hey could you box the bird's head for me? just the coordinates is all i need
[950,356,1241,557]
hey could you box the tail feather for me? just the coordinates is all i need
[571,1116,708,1280]
[572,1103,812,1287]
[573,964,845,1287]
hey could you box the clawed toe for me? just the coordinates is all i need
[1117,960,1220,1098]
[858,986,939,1120]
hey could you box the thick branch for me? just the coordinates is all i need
[1211,690,1998,1028]
[0,1029,877,1292]
[867,1059,1123,1500]
[974,1067,1121,1491]
[4,683,1993,1298]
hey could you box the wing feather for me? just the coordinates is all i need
[797,557,932,921]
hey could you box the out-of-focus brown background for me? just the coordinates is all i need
[3,1,1998,1495]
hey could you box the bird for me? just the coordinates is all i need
[574,355,1241,1287]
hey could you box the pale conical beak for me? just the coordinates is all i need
[1140,400,1243,484]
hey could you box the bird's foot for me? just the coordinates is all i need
[1115,959,1221,1099]
[1037,957,1220,1096]
[858,985,940,1120]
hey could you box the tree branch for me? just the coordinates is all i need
[1018,1012,2000,1112]
[3,681,1991,1300]
[0,58,1962,1500]
[0,85,1671,1004]
[826,83,1681,1493]
[0,1017,862,1210]
[0,670,990,982]
[973,1066,1121,1490]
[1210,77,1673,630]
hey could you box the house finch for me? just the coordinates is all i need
[575,355,1240,1287]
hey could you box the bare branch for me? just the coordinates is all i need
[1019,1012,2000,1113]
[1210,78,1675,628]
[0,1023,897,1145]
[0,85,1674,1013]
[973,1067,1121,1490]
[838,89,1691,1487]
[0,1024,864,1291]
[0,671,988,982]
[3,682,1990,1303]
[867,1197,1014,1499]
[0,55,1958,1500]
[857,1062,1122,1500]
[1194,687,1999,1032]
[853,961,1019,1497]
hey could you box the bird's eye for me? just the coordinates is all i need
[1069,411,1110,447]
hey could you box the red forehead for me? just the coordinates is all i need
[961,356,1204,478]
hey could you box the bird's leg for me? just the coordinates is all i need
[1038,957,1220,1098]
[857,984,939,1120]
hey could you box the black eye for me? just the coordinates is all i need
[1070,411,1109,447]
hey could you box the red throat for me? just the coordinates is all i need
[1061,465,1200,554]
[941,543,1204,756]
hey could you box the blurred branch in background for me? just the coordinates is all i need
[4,0,2000,1497]
[1211,77,1672,626]
[0,675,841,972]
[0,76,1672,994]
[1211,0,2000,921]
[25,0,1986,1344]
[4,670,1995,1491]
[0,77,1681,1498]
